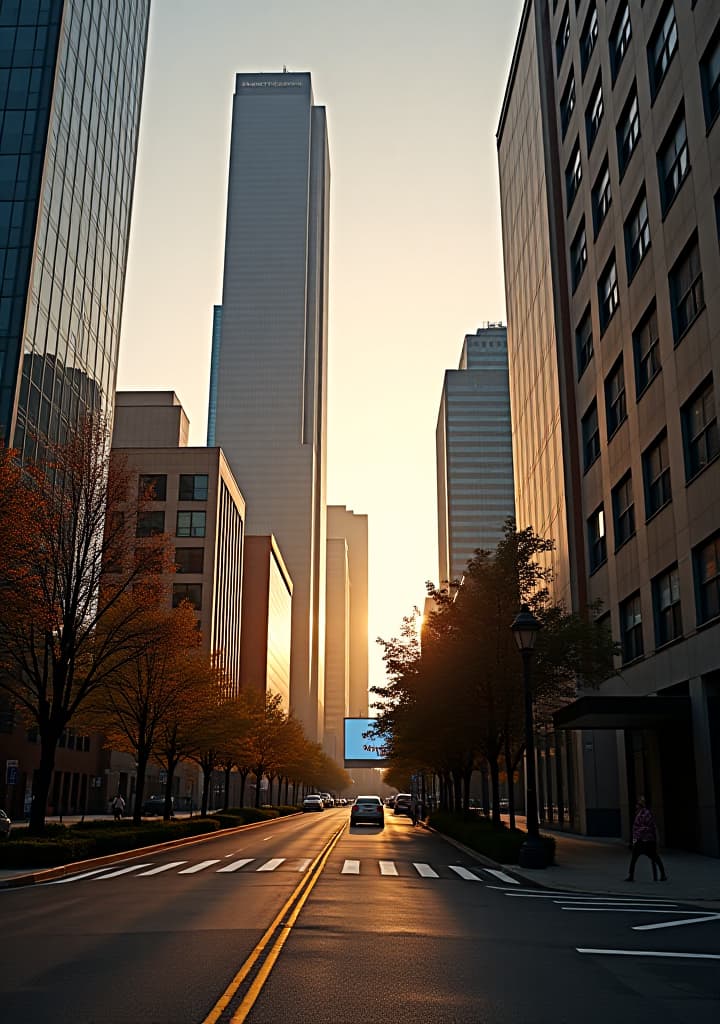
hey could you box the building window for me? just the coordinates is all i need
[582,400,600,471]
[624,188,650,279]
[174,547,204,574]
[588,505,607,572]
[576,305,593,378]
[580,4,599,77]
[172,583,202,610]
[669,233,704,342]
[653,565,682,646]
[694,532,720,624]
[138,474,167,501]
[649,2,678,98]
[176,510,207,537]
[617,85,640,173]
[658,108,689,213]
[178,474,209,501]
[560,70,576,138]
[642,430,672,518]
[592,158,612,235]
[620,591,644,662]
[633,303,661,397]
[586,75,604,150]
[605,356,627,439]
[612,471,635,548]
[566,140,582,211]
[571,220,587,290]
[682,377,719,480]
[701,24,720,130]
[598,254,619,333]
[557,5,571,73]
[136,511,165,537]
[610,2,632,82]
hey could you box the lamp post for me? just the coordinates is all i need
[511,604,545,868]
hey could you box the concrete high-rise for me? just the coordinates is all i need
[327,506,369,719]
[436,326,515,586]
[498,1,720,854]
[0,1,150,459]
[211,72,329,742]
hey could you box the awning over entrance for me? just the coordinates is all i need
[554,695,691,731]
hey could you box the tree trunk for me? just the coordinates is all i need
[239,770,248,808]
[462,767,472,812]
[163,758,179,821]
[254,767,263,808]
[504,738,516,831]
[201,765,212,817]
[223,764,231,810]
[452,770,462,812]
[481,763,490,817]
[29,729,60,834]
[489,757,502,829]
[133,748,151,825]
[282,776,289,805]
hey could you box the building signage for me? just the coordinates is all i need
[5,759,19,785]
[344,718,389,768]
[240,80,303,88]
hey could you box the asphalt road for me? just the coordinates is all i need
[1,808,718,1023]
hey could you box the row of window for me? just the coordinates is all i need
[139,473,208,502]
[136,509,207,538]
[614,531,720,664]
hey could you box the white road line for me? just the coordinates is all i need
[504,893,673,903]
[342,860,360,874]
[562,908,693,914]
[296,859,311,872]
[216,859,254,873]
[484,869,519,885]
[577,949,720,960]
[257,858,285,872]
[379,861,398,876]
[93,863,153,879]
[51,868,123,884]
[633,913,720,931]
[178,860,222,874]
[137,862,187,876]
[449,866,481,881]
[413,863,439,878]
[263,836,272,841]
[554,899,677,906]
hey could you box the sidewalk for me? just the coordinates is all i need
[507,817,720,906]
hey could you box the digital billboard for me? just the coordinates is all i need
[344,717,389,768]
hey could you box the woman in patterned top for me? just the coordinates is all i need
[625,796,668,882]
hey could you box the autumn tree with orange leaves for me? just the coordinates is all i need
[0,419,173,833]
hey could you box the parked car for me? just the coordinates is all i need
[350,795,384,829]
[393,793,413,816]
[385,795,396,808]
[320,793,335,808]
[142,795,173,816]
[0,808,11,839]
[302,795,325,812]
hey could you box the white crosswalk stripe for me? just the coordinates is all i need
[342,860,360,874]
[413,863,439,878]
[296,858,312,872]
[94,863,153,880]
[257,858,285,872]
[448,866,481,881]
[216,858,255,873]
[484,869,518,885]
[379,861,398,876]
[178,860,222,874]
[137,862,187,876]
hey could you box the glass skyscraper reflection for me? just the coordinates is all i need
[0,0,150,458]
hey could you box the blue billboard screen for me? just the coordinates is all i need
[344,718,388,766]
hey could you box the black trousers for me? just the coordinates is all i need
[628,840,666,880]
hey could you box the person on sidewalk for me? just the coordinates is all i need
[111,794,125,821]
[625,797,667,882]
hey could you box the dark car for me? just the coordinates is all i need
[350,795,384,829]
[393,793,413,816]
[142,795,173,816]
[0,808,11,839]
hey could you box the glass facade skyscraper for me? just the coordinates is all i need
[0,0,150,458]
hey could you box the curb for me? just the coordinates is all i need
[422,822,542,882]
[0,813,301,889]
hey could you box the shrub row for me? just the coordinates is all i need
[428,811,556,865]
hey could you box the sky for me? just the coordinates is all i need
[118,0,525,693]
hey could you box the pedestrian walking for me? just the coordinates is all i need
[111,794,125,821]
[625,797,667,882]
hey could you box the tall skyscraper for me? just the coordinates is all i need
[0,1,150,458]
[327,505,369,718]
[211,72,329,742]
[436,326,515,586]
[498,1,720,855]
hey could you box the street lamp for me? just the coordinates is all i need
[511,604,545,869]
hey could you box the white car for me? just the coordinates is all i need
[302,795,324,812]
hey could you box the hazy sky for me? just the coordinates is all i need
[118,0,524,691]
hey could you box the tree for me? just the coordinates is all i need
[0,419,173,833]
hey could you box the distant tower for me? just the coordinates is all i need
[436,326,515,585]
[210,73,330,742]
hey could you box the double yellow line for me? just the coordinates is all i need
[201,823,346,1024]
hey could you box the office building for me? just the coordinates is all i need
[210,72,329,742]
[239,535,293,713]
[436,326,515,586]
[327,505,369,718]
[498,1,720,854]
[324,535,350,762]
[0,1,150,458]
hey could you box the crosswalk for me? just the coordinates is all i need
[50,857,521,886]
[489,886,683,913]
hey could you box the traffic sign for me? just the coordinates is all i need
[6,759,19,785]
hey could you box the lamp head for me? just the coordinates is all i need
[511,604,541,653]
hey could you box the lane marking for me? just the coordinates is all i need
[262,837,272,841]
[484,869,519,885]
[178,860,222,874]
[448,866,480,881]
[137,862,187,876]
[633,913,720,931]
[257,858,285,872]
[217,859,254,874]
[341,860,360,874]
[413,863,439,878]
[93,863,153,880]
[296,859,311,872]
[504,892,672,903]
[379,861,398,876]
[562,908,693,914]
[50,868,122,884]
[577,948,720,960]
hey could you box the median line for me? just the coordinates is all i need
[200,823,346,1024]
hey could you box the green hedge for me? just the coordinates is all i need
[428,811,556,865]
